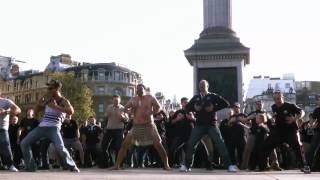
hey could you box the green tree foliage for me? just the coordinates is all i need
[50,72,95,123]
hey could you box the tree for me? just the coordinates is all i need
[50,72,95,123]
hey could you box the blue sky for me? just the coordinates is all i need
[1,0,319,101]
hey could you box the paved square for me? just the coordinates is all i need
[0,169,319,180]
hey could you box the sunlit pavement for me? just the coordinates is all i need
[0,168,319,180]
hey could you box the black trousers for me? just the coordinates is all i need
[84,144,99,167]
[99,129,123,167]
[225,138,246,165]
[306,131,320,169]
[169,136,189,166]
[259,130,306,170]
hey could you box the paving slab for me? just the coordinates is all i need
[0,168,319,180]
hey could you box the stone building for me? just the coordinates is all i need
[0,54,143,122]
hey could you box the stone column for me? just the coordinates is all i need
[203,0,231,29]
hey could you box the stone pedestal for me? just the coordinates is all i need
[185,27,249,105]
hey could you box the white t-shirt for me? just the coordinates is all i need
[0,98,14,130]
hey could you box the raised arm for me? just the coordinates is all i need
[151,96,161,115]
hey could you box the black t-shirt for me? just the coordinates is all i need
[19,118,39,140]
[171,109,194,138]
[311,107,320,132]
[220,119,232,142]
[299,121,315,143]
[272,102,302,132]
[83,124,102,145]
[186,92,229,126]
[9,124,19,147]
[252,125,269,146]
[230,113,247,139]
[220,115,246,142]
[61,119,78,139]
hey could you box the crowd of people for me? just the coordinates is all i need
[0,79,320,174]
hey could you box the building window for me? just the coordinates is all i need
[89,70,98,81]
[105,71,111,80]
[98,71,105,81]
[114,71,120,81]
[15,96,20,104]
[36,93,39,101]
[25,94,31,104]
[82,72,88,81]
[14,81,18,91]
[119,72,124,81]
[98,104,104,113]
[128,87,134,97]
[96,86,105,95]
[285,83,291,89]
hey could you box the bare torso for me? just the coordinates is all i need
[127,95,159,125]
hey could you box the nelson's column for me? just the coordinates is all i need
[184,0,250,105]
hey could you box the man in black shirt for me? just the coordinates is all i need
[306,107,320,171]
[222,103,247,166]
[180,80,237,172]
[61,114,84,167]
[82,116,102,167]
[249,113,269,170]
[241,100,280,170]
[300,113,315,152]
[17,108,40,168]
[259,91,310,173]
[169,97,195,167]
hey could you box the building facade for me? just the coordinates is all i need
[66,63,142,122]
[296,81,320,116]
[0,54,143,122]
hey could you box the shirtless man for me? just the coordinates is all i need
[111,84,170,170]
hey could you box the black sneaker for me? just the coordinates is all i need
[38,166,50,170]
[52,164,60,169]
[302,166,311,174]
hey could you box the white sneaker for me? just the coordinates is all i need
[179,165,191,172]
[228,165,238,172]
[9,165,19,172]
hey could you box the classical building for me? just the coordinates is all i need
[0,54,143,122]
[246,74,295,99]
[296,81,320,116]
[66,62,142,122]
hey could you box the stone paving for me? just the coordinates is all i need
[0,168,319,180]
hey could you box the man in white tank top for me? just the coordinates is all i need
[20,79,80,172]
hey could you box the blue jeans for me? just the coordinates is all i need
[185,125,232,168]
[20,127,76,171]
[0,129,14,167]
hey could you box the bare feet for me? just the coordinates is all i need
[164,165,172,171]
